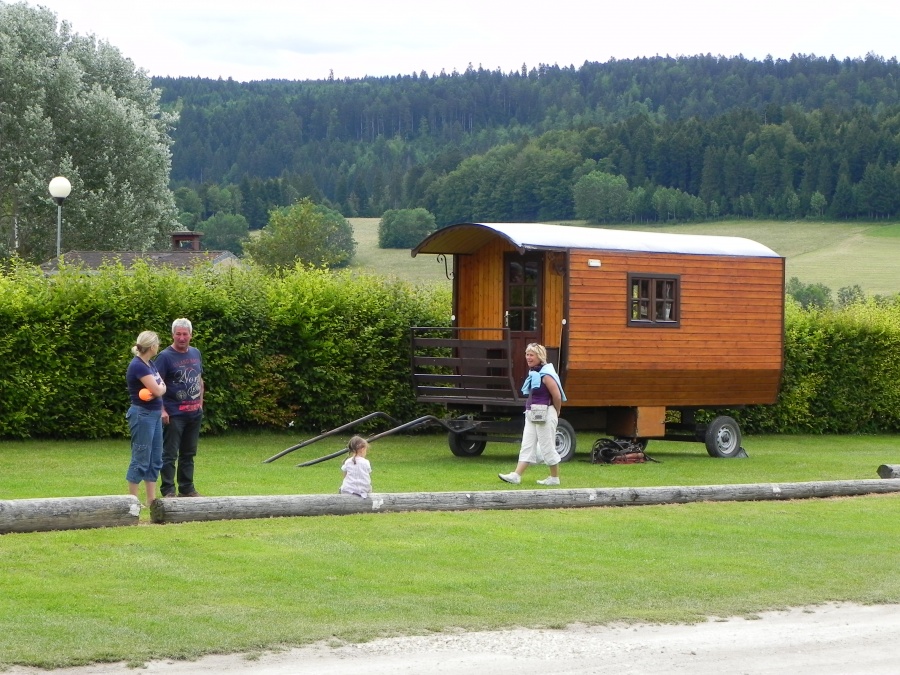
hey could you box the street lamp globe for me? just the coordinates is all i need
[48,176,72,258]
[48,176,72,203]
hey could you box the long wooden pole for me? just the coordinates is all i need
[4,478,897,532]
[150,478,900,525]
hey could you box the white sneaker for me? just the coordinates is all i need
[498,472,521,484]
[536,476,560,486]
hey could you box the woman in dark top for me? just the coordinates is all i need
[125,331,167,505]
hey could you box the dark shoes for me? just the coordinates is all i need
[180,490,202,497]
[163,492,178,498]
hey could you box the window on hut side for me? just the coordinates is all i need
[628,274,680,326]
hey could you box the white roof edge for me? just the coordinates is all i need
[474,222,782,258]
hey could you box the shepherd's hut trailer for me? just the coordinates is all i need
[410,222,785,460]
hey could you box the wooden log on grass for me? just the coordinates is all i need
[878,464,900,479]
[0,496,142,534]
[150,478,900,525]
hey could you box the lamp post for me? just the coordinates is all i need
[48,176,71,258]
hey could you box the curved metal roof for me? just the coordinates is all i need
[411,222,781,258]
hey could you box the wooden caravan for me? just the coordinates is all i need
[411,222,785,459]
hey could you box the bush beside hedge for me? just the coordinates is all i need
[1,263,899,439]
[378,208,437,249]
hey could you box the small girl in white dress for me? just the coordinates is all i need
[339,436,372,498]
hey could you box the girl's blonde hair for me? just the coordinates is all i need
[525,343,547,365]
[132,331,159,357]
[348,435,368,463]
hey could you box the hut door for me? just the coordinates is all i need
[504,253,542,386]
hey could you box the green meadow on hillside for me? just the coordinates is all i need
[348,217,450,286]
[348,218,900,297]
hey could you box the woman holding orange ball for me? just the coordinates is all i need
[125,331,167,505]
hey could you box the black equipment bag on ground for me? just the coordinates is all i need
[590,438,659,464]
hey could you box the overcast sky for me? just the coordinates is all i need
[25,0,900,82]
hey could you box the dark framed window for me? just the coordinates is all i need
[628,273,680,326]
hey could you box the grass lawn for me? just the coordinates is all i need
[1,431,899,669]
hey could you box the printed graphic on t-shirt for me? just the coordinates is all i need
[168,356,202,413]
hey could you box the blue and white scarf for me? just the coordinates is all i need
[520,362,567,401]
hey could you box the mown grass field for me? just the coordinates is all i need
[349,218,900,296]
[1,432,899,669]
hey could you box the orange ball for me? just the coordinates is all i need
[139,388,153,402]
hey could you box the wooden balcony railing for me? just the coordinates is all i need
[411,327,519,405]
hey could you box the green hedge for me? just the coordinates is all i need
[1,262,899,439]
[0,261,449,439]
[730,298,900,434]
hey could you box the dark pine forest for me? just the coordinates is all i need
[154,54,900,230]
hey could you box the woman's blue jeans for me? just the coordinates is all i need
[126,405,163,484]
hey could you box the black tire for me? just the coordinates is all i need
[447,432,486,457]
[704,416,743,458]
[555,418,577,463]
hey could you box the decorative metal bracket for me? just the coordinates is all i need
[437,254,454,280]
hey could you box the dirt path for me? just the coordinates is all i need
[9,603,899,675]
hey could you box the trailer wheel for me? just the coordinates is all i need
[555,419,577,463]
[704,416,742,458]
[447,432,487,457]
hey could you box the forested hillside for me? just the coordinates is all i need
[153,54,900,229]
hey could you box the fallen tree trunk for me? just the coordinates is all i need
[878,464,900,479]
[150,478,900,525]
[0,496,142,534]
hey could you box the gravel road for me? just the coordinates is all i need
[8,602,899,675]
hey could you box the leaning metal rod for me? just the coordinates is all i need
[364,415,471,442]
[295,416,467,468]
[295,446,354,468]
[262,411,401,463]
[296,417,442,468]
